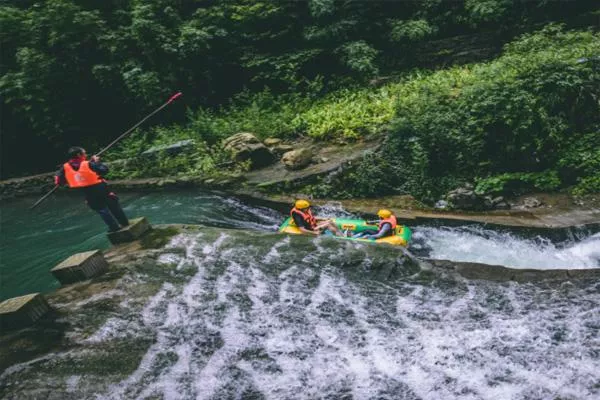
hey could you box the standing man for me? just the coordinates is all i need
[55,146,129,232]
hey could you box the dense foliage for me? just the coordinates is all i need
[2,0,597,177]
[108,25,600,200]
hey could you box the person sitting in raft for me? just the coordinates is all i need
[291,200,343,236]
[55,146,129,232]
[352,209,397,240]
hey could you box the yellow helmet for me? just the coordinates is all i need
[377,209,392,219]
[295,199,311,209]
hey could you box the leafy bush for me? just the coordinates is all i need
[383,25,600,199]
[104,125,231,179]
[474,171,561,196]
[99,25,599,201]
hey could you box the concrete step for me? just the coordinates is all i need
[51,250,109,285]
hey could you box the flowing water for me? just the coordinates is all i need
[0,190,599,399]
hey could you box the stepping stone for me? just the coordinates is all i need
[0,293,50,330]
[51,250,109,285]
[107,217,151,245]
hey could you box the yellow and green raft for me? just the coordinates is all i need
[278,217,412,247]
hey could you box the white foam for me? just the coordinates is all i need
[10,230,597,399]
[414,226,600,269]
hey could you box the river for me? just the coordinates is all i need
[0,190,599,399]
[1,190,598,302]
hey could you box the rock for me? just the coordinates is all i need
[271,144,294,156]
[141,140,195,159]
[281,148,313,170]
[107,217,152,245]
[0,293,50,330]
[222,132,275,169]
[523,197,542,208]
[434,200,449,209]
[51,250,109,285]
[263,138,282,146]
[446,188,480,210]
[445,183,501,210]
[494,201,510,210]
[483,196,494,209]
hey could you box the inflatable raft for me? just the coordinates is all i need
[278,217,412,247]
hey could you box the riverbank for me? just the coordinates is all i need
[2,168,599,230]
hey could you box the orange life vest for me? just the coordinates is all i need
[63,161,103,188]
[378,215,397,233]
[291,207,317,229]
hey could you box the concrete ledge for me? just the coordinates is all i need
[427,258,600,282]
[0,293,50,330]
[107,217,151,245]
[51,250,109,284]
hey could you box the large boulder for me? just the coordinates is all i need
[446,186,481,210]
[281,148,312,170]
[222,132,275,169]
[271,144,294,156]
[263,137,282,146]
[445,186,511,211]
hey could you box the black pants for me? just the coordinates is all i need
[83,183,129,231]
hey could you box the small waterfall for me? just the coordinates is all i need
[412,226,600,269]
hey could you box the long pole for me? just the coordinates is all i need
[30,92,183,209]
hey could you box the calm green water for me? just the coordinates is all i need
[0,190,282,301]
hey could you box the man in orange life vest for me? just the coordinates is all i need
[55,146,129,232]
[290,200,343,236]
[352,209,397,240]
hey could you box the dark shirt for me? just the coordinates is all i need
[292,211,313,230]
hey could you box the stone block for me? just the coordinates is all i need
[0,293,50,330]
[107,217,151,245]
[51,250,109,285]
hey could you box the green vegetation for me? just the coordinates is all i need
[2,0,597,177]
[107,25,600,201]
[1,1,598,201]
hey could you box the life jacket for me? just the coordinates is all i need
[291,207,317,229]
[378,215,397,235]
[63,161,103,188]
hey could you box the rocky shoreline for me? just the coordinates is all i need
[2,171,599,230]
[2,134,598,229]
